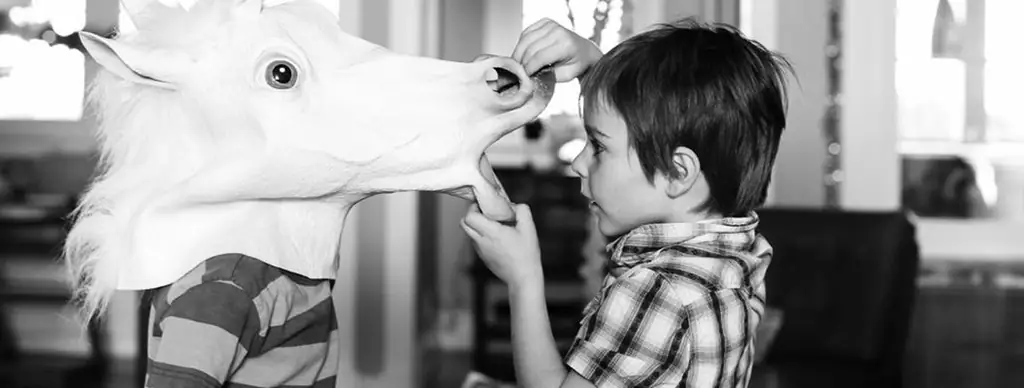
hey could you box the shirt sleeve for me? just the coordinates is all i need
[564,269,691,387]
[146,281,262,388]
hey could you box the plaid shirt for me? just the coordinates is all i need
[565,213,772,388]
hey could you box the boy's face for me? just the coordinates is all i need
[571,104,673,237]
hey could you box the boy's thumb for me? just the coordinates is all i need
[514,204,535,230]
[554,65,582,83]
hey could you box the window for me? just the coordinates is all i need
[0,0,87,121]
[897,0,1024,221]
[982,0,1024,142]
[896,0,1024,145]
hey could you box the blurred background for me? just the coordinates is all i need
[0,0,1021,387]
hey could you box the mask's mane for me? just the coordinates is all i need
[66,3,256,319]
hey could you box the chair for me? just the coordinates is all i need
[750,208,921,388]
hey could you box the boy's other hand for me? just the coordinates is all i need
[462,203,543,290]
[512,18,602,82]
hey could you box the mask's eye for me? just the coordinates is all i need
[265,60,297,89]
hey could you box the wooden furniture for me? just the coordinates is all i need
[750,208,921,388]
[904,260,1024,388]
[0,199,109,387]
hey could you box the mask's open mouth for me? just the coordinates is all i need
[446,67,556,223]
[444,155,511,218]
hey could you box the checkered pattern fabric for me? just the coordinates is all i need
[565,213,773,387]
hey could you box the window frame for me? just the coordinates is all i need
[897,0,1024,155]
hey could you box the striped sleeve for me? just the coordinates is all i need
[146,280,262,388]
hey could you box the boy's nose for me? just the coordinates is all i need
[570,150,587,178]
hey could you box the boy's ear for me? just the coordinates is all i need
[665,146,701,198]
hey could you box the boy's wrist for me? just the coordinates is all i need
[508,275,545,295]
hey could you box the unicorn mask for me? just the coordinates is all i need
[66,0,554,316]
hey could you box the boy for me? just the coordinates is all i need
[462,17,792,388]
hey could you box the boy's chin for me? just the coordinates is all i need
[596,218,630,241]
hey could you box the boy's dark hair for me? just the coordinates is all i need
[580,18,793,217]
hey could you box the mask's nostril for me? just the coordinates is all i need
[487,67,520,96]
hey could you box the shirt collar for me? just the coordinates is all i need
[607,212,762,271]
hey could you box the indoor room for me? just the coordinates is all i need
[0,0,1021,387]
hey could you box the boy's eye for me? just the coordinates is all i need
[588,138,605,155]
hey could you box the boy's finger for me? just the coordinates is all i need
[521,38,561,74]
[512,20,558,62]
[522,18,554,36]
[522,42,566,76]
[463,210,497,235]
[514,204,537,232]
[512,29,547,63]
[553,65,583,83]
[460,218,482,239]
[472,54,498,63]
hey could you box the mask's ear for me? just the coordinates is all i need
[78,31,180,90]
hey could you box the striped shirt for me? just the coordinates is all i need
[145,253,338,388]
[565,213,772,388]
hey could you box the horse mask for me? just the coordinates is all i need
[66,0,555,317]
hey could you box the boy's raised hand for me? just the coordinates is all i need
[512,18,602,82]
[462,203,543,290]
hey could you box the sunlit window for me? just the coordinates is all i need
[983,0,1024,142]
[522,0,627,118]
[896,0,1024,144]
[895,0,967,142]
[0,0,87,121]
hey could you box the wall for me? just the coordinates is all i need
[766,0,830,208]
[841,0,899,210]
[745,0,902,211]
